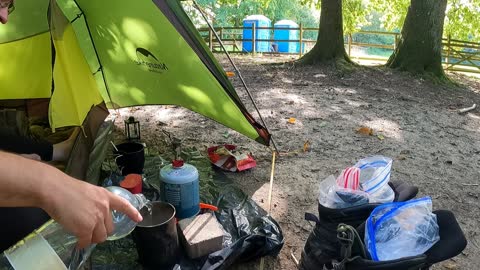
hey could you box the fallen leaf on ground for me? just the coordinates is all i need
[303,141,310,152]
[356,126,373,136]
[319,122,328,128]
[226,71,235,77]
[288,118,296,124]
[443,262,458,270]
[377,134,385,140]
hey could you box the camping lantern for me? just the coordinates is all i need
[125,117,141,140]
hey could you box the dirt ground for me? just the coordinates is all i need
[113,55,480,270]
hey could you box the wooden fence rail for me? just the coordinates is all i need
[197,26,480,75]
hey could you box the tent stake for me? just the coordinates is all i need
[267,151,276,215]
[259,150,277,270]
[192,1,279,153]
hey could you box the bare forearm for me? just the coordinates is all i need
[0,151,60,208]
[0,151,142,247]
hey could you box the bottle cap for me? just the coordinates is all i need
[172,160,184,168]
[120,174,143,194]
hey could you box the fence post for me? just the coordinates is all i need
[219,28,223,52]
[252,23,256,54]
[348,34,352,56]
[208,27,213,51]
[299,24,304,57]
[446,34,451,67]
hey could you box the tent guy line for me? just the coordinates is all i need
[193,0,280,154]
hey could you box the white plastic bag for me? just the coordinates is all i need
[318,175,369,209]
[354,156,395,203]
[365,197,440,261]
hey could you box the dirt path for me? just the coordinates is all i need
[115,55,480,270]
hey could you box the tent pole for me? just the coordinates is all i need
[70,0,117,112]
[192,1,279,153]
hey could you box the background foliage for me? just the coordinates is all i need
[187,0,480,48]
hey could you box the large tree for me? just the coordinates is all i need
[299,0,350,64]
[367,0,480,43]
[387,0,448,77]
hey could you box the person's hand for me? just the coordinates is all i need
[42,175,143,248]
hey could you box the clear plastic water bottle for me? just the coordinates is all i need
[0,186,149,270]
[106,186,148,240]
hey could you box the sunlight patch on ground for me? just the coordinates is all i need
[464,113,480,137]
[467,113,480,120]
[251,183,288,220]
[257,89,312,109]
[343,98,368,108]
[363,118,404,141]
[111,105,190,127]
[328,105,344,114]
[281,77,294,84]
[301,106,328,118]
[152,106,190,127]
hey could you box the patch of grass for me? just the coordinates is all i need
[366,47,393,58]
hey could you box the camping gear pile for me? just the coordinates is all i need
[93,128,284,270]
[300,156,467,270]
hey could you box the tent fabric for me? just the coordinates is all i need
[0,0,50,43]
[65,103,109,181]
[153,0,271,145]
[0,0,52,100]
[0,33,52,99]
[0,0,103,129]
[0,0,271,146]
[74,0,269,145]
[49,0,104,130]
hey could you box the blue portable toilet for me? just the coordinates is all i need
[242,15,271,53]
[274,20,299,53]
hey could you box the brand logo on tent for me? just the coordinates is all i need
[134,48,168,73]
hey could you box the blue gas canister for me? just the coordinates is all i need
[160,160,200,219]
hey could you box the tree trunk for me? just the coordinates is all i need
[387,0,447,78]
[299,0,350,64]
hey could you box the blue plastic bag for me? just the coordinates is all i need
[365,197,440,261]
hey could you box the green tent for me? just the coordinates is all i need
[0,0,270,145]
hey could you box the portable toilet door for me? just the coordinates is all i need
[274,20,299,53]
[242,15,271,53]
